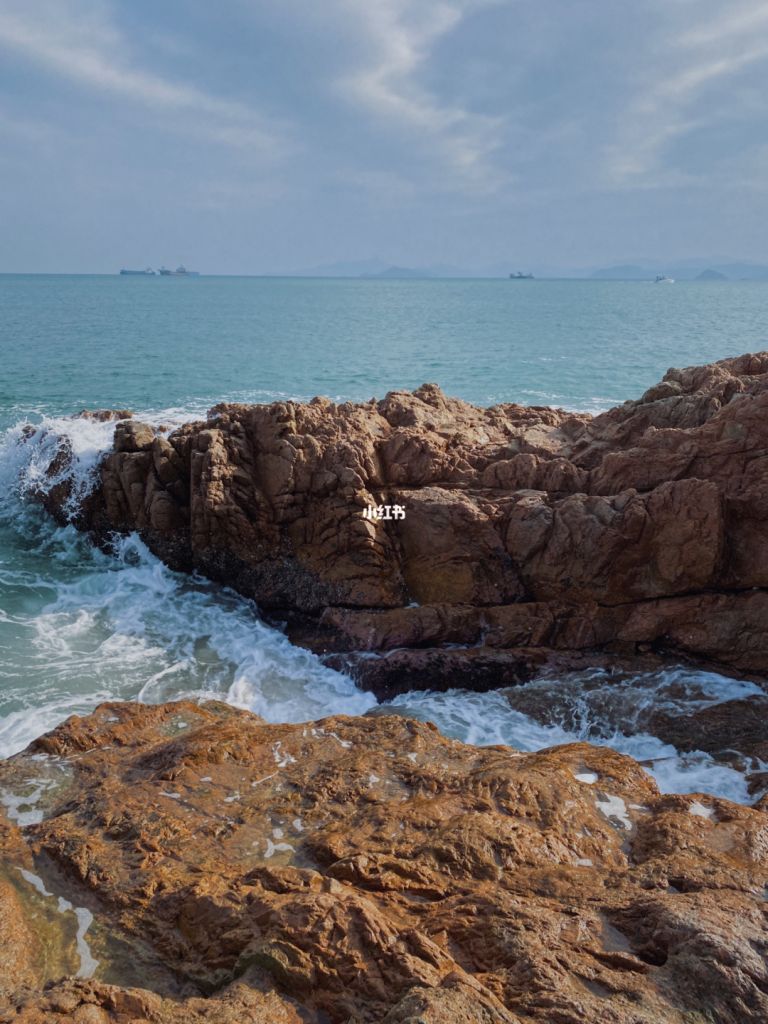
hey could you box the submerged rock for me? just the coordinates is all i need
[33,352,768,692]
[1,701,767,1022]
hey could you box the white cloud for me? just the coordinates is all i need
[0,0,287,156]
[334,0,507,192]
[605,0,768,187]
[679,4,768,49]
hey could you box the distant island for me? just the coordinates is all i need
[592,260,768,281]
[360,265,433,279]
[696,268,728,281]
[288,256,768,280]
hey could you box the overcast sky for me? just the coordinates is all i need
[1,0,768,273]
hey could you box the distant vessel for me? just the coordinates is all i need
[509,271,534,279]
[120,267,155,276]
[158,265,200,277]
[654,274,675,284]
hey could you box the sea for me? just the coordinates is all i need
[2,274,767,803]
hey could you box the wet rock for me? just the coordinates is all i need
[36,352,768,683]
[325,646,549,700]
[1,701,767,1023]
[74,410,133,423]
[647,695,768,765]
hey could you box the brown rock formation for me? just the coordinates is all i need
[2,701,768,1022]
[33,352,768,691]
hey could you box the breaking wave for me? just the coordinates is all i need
[0,410,764,804]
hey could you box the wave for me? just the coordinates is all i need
[0,409,763,804]
[383,672,763,804]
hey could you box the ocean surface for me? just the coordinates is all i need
[2,274,767,803]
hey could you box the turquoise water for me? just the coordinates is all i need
[1,275,766,800]
[3,275,768,419]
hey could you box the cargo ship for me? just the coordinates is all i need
[120,267,155,275]
[158,265,199,277]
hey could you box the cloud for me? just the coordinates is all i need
[0,0,287,156]
[333,0,506,191]
[680,4,768,49]
[605,0,768,187]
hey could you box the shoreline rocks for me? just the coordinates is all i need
[2,701,768,1022]
[33,352,768,693]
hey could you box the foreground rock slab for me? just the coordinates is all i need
[33,352,768,690]
[1,701,767,1022]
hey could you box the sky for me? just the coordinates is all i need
[1,0,768,274]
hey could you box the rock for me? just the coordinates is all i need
[113,420,156,453]
[74,410,133,423]
[647,695,768,766]
[0,881,39,996]
[4,973,307,1023]
[326,646,550,700]
[502,479,723,604]
[34,353,768,687]
[1,701,767,1023]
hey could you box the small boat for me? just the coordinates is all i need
[158,265,200,277]
[654,274,675,284]
[120,267,155,275]
[509,271,534,279]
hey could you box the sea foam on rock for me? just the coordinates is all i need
[29,351,768,693]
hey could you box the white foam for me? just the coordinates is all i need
[689,800,714,820]
[0,525,375,758]
[0,414,120,520]
[1,408,375,757]
[380,686,756,803]
[595,794,632,830]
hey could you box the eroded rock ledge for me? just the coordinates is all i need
[40,352,768,692]
[2,701,768,1022]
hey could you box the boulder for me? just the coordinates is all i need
[33,352,768,687]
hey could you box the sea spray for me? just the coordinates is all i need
[0,409,764,803]
[0,414,122,520]
[380,679,761,804]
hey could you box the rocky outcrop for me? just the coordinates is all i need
[2,701,768,1023]
[35,352,768,691]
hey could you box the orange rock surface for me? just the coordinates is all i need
[1,701,767,1022]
